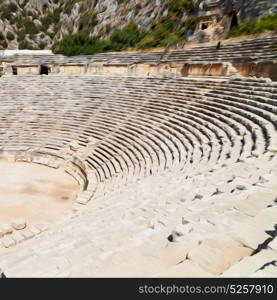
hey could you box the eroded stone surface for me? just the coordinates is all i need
[11,219,26,230]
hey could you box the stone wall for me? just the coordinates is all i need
[17,66,40,75]
[59,65,87,74]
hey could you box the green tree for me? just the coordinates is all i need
[6,32,15,41]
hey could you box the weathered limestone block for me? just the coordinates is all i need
[229,220,271,250]
[77,195,91,205]
[154,259,213,277]
[251,265,277,278]
[29,226,41,236]
[1,224,13,235]
[11,219,26,230]
[258,173,277,188]
[154,243,191,267]
[148,218,167,230]
[22,229,35,240]
[12,232,25,244]
[216,182,235,193]
[173,223,193,237]
[253,206,277,231]
[221,250,277,277]
[1,236,16,248]
[268,238,277,253]
[234,190,277,217]
[186,238,251,276]
[35,224,48,232]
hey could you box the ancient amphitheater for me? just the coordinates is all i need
[0,35,277,277]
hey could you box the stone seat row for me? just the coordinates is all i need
[0,75,276,199]
[1,36,276,67]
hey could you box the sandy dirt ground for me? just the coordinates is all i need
[0,161,79,225]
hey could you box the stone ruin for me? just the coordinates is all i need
[0,35,276,80]
[0,35,276,277]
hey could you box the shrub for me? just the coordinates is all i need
[6,31,15,41]
[39,42,46,49]
[138,35,156,49]
[40,7,62,32]
[78,9,98,31]
[52,23,143,55]
[109,22,143,50]
[47,31,56,39]
[0,32,7,49]
[227,14,277,38]
[18,18,40,35]
[166,0,193,14]
[138,19,183,49]
[8,3,18,13]
[64,0,83,15]
[0,40,7,49]
[184,16,199,33]
[52,31,97,55]
[0,3,18,20]
[18,40,33,49]
[0,32,5,41]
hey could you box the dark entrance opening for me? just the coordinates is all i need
[12,66,17,75]
[40,65,49,75]
[201,23,208,30]
[230,12,238,29]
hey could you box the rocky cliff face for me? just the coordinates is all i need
[0,0,276,50]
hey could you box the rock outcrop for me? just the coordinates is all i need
[0,1,276,50]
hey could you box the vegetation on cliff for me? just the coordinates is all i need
[52,23,144,55]
[227,14,277,38]
[0,0,276,53]
[52,0,198,55]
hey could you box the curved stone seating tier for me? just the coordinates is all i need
[0,149,89,192]
[0,75,276,200]
[0,74,277,277]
